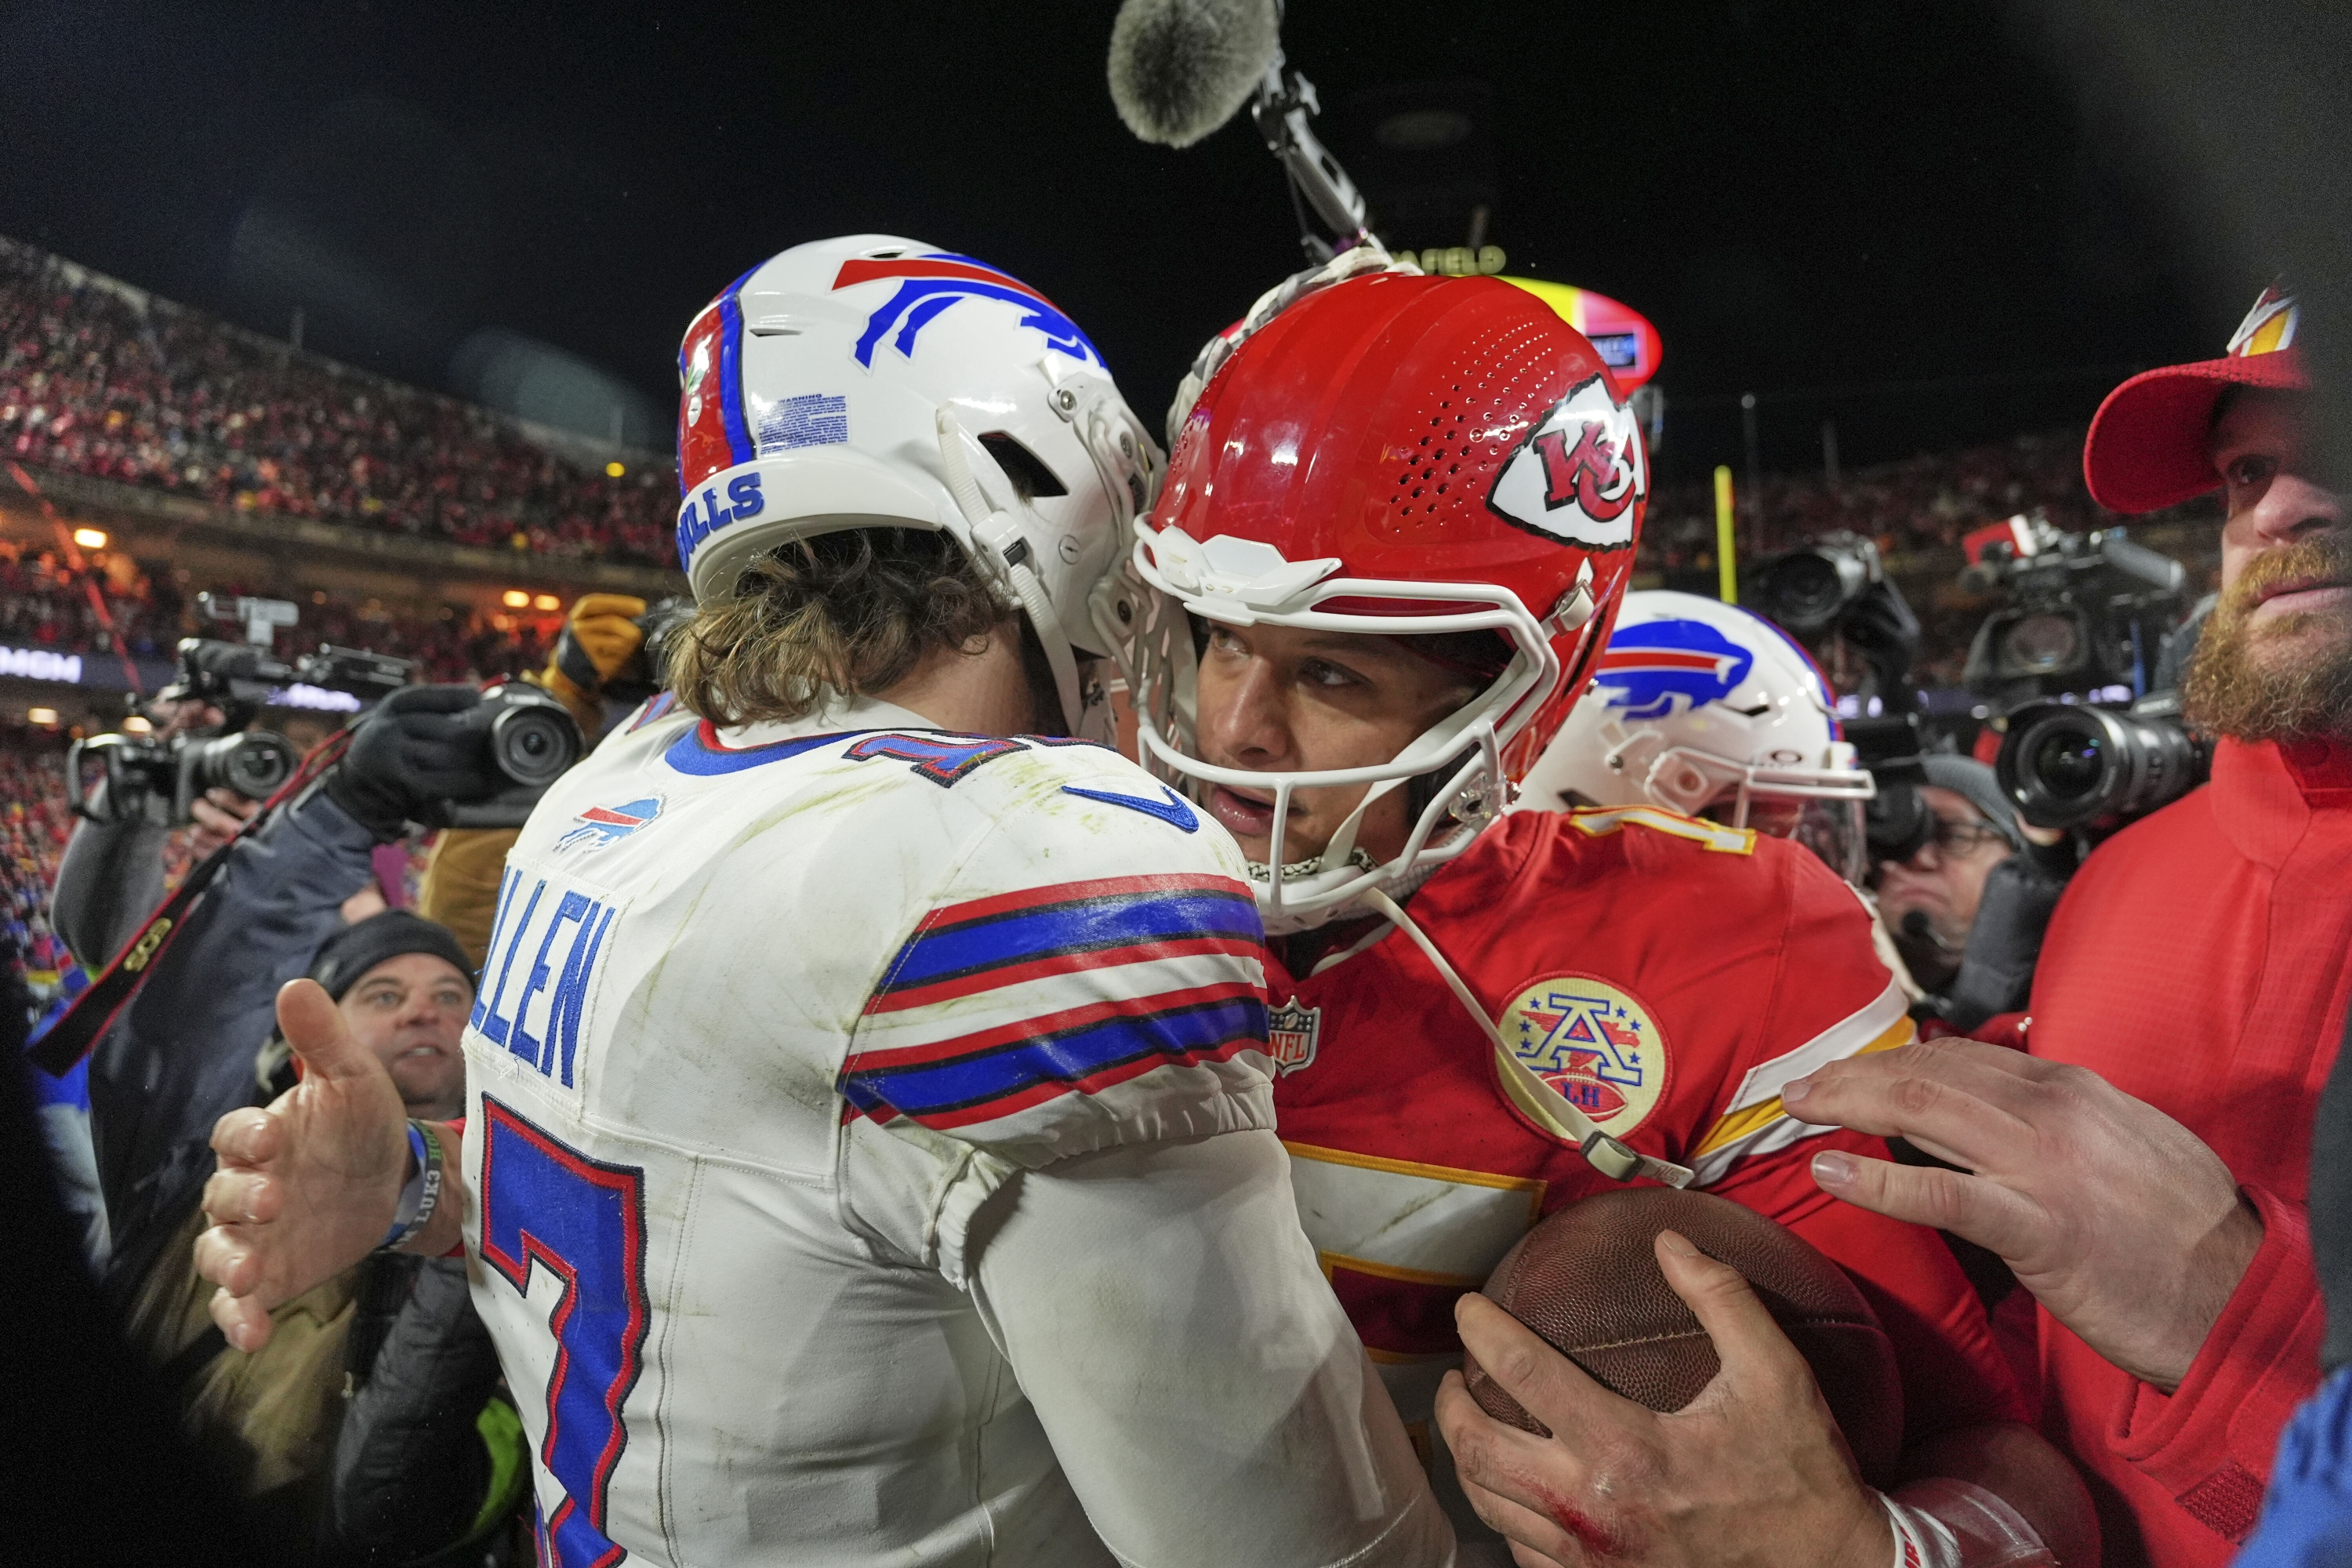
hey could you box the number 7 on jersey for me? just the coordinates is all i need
[479,1097,652,1568]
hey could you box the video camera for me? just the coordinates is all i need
[1844,712,1935,866]
[65,637,421,828]
[1743,532,1922,710]
[437,682,585,829]
[64,727,299,830]
[167,636,416,727]
[1994,691,2213,831]
[1959,514,2188,703]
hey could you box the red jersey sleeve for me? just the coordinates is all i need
[1689,840,2027,1438]
[1682,841,1912,1184]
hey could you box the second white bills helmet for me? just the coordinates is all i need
[672,235,1163,738]
[1519,589,1876,882]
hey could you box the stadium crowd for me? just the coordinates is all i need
[0,237,677,568]
[0,539,557,684]
[1638,424,2203,575]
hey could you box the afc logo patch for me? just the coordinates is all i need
[1497,974,1669,1137]
[1266,998,1323,1076]
[1485,373,1648,551]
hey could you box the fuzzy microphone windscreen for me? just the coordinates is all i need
[1107,0,1281,149]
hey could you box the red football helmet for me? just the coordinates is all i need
[1105,271,1650,929]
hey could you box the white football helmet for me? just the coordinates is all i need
[1518,590,1876,884]
[672,235,1162,739]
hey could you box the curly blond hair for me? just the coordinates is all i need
[666,528,1007,726]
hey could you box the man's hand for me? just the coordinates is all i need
[1433,1231,1892,1567]
[186,786,262,857]
[1782,1037,2262,1391]
[194,978,411,1351]
[146,696,226,741]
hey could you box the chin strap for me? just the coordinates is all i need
[935,406,1085,731]
[1360,887,1693,1188]
[1880,1481,2056,1568]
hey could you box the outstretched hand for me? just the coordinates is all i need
[1781,1036,2260,1390]
[194,978,412,1351]
[1432,1231,1890,1568]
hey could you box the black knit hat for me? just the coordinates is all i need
[1921,756,2027,854]
[308,910,474,1003]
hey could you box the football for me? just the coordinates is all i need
[1462,1186,1904,1484]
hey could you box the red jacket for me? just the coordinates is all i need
[2027,735,2352,1565]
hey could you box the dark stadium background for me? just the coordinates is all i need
[0,0,2250,476]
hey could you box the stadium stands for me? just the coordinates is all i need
[0,237,677,568]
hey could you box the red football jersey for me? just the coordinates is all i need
[1268,806,2025,1470]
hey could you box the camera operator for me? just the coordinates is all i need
[51,692,263,975]
[1873,755,2068,1032]
[60,684,543,1557]
[1784,285,2352,1566]
[417,592,678,967]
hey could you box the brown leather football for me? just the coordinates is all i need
[1462,1186,1904,1484]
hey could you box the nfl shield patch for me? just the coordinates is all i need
[1266,998,1323,1076]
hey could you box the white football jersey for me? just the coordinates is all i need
[458,694,1292,1566]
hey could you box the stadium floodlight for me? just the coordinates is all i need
[72,528,107,549]
[502,590,531,608]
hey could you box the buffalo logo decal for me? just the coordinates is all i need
[1497,974,1669,1136]
[831,252,1102,369]
[1486,374,1647,551]
[555,796,664,854]
[1592,619,1757,720]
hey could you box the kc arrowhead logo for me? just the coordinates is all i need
[1486,374,1647,551]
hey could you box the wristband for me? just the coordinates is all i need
[1880,1481,2056,1568]
[378,1120,445,1253]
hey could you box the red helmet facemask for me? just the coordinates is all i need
[1109,272,1649,931]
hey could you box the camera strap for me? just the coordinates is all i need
[30,731,353,1077]
[29,837,241,1077]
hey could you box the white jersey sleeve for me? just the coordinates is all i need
[465,704,1411,1566]
[840,742,1277,1170]
[972,1130,1454,1568]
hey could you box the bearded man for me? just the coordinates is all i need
[1776,285,2352,1567]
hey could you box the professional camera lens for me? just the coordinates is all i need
[1755,547,1871,635]
[185,731,299,800]
[1996,701,2210,829]
[487,699,582,788]
[2028,725,2106,802]
[2002,612,2082,675]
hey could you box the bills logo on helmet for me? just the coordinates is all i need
[1486,373,1647,550]
[1592,619,1757,720]
[555,796,664,853]
[831,252,1102,370]
[1500,975,1669,1135]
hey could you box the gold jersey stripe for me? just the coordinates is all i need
[1317,1250,1486,1290]
[1567,804,1757,855]
[1690,1014,1915,1160]
[1283,1139,1549,1197]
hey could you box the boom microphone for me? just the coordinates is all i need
[1107,0,1281,148]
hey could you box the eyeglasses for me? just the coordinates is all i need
[1893,815,2010,869]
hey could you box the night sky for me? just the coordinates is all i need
[0,0,2267,480]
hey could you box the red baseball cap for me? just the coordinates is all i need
[2083,284,2310,514]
